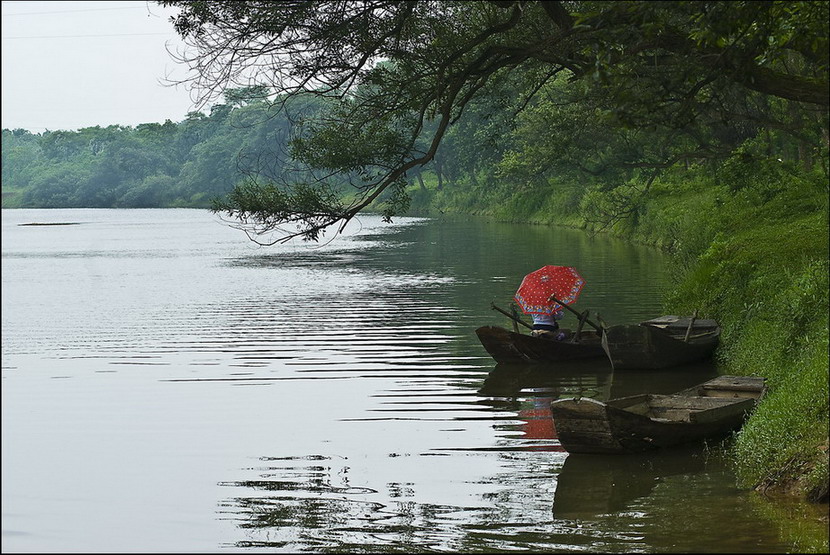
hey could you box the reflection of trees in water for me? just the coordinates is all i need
[220,455,401,549]
[551,447,793,552]
[218,444,783,552]
[228,497,391,549]
[219,430,788,551]
[218,362,728,551]
[218,451,588,551]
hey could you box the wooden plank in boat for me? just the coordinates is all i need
[640,315,681,325]
[689,397,757,424]
[641,315,718,330]
[649,407,693,422]
[701,376,764,397]
[649,395,740,411]
[702,375,765,387]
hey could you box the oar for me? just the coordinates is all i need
[548,294,604,332]
[684,309,699,342]
[490,302,533,330]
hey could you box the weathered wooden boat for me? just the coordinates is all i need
[549,375,766,454]
[475,325,607,364]
[601,315,721,370]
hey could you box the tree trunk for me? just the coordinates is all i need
[434,159,444,190]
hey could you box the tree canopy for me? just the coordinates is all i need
[160,0,828,243]
[1,88,329,210]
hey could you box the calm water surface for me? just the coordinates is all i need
[0,209,811,552]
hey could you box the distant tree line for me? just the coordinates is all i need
[1,82,499,211]
[4,71,824,221]
[1,87,327,209]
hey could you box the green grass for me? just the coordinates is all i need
[650,167,829,504]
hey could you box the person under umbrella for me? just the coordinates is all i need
[530,308,566,339]
[514,265,585,341]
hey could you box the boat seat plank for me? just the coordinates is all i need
[640,315,681,324]
[704,390,766,399]
[702,376,765,389]
[648,395,738,411]
[650,408,693,422]
[701,377,766,397]
[641,315,719,331]
[689,398,757,423]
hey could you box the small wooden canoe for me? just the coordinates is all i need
[601,315,721,370]
[475,325,606,364]
[549,375,766,454]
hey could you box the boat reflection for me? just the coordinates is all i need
[552,444,709,520]
[478,360,613,401]
[478,358,719,402]
[477,360,612,451]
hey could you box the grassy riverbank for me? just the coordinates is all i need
[405,158,829,510]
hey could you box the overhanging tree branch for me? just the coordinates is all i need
[159,0,828,243]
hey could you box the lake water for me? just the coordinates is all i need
[0,209,815,552]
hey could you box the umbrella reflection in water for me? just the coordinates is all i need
[478,361,613,452]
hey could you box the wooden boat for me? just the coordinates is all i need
[549,375,766,454]
[601,315,721,370]
[475,325,607,364]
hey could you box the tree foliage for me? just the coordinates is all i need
[158,0,828,242]
[1,90,328,210]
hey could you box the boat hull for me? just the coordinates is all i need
[550,375,766,454]
[475,325,606,364]
[601,316,720,370]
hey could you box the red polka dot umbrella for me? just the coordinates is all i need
[514,265,585,315]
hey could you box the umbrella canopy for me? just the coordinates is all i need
[514,265,585,315]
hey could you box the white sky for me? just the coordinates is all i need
[1,0,201,132]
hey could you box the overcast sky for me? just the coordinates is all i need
[1,0,201,132]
